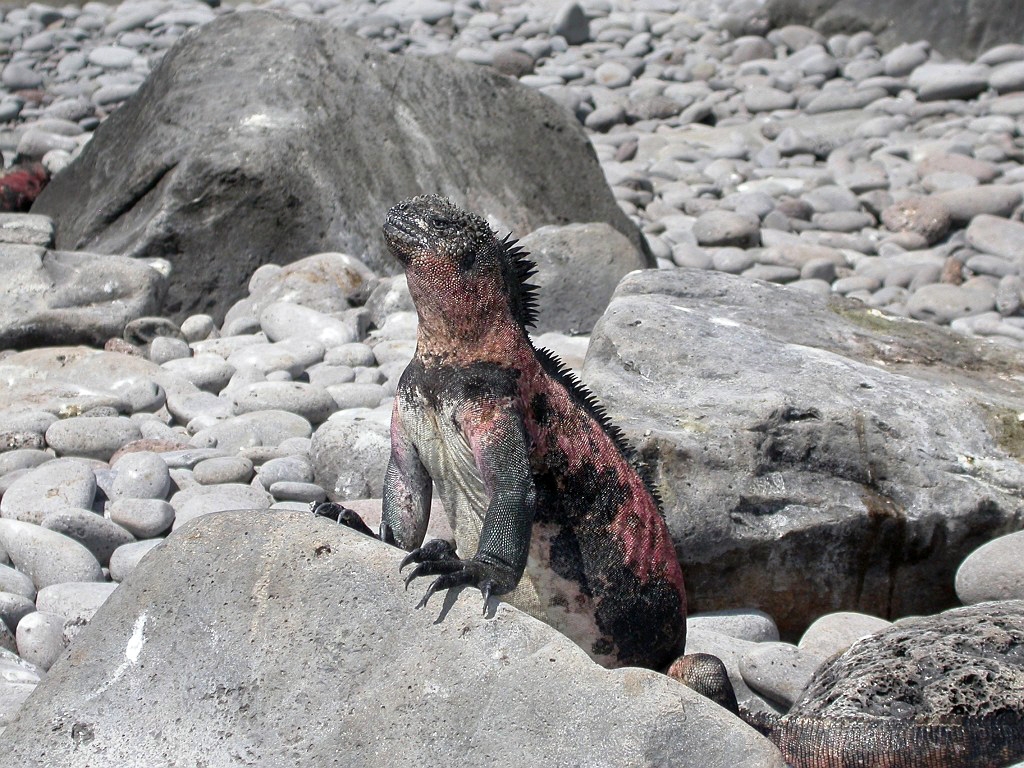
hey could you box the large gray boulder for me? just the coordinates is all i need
[584,269,1024,638]
[2,510,784,767]
[32,10,648,323]
[765,0,1024,60]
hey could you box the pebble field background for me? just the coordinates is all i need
[2,0,1024,737]
[6,0,1024,343]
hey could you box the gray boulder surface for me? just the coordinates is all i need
[0,245,166,349]
[2,510,784,768]
[765,0,1024,60]
[584,269,1024,638]
[518,221,649,335]
[31,10,649,323]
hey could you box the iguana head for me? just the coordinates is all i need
[383,195,538,340]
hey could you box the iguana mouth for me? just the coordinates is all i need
[382,215,420,262]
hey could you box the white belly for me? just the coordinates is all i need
[397,397,547,618]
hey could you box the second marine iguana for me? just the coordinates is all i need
[371,193,687,669]
[0,153,48,212]
[742,600,1024,768]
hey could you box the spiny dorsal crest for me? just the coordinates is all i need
[534,347,664,512]
[500,233,540,330]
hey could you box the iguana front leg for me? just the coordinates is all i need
[382,398,432,548]
[403,399,536,613]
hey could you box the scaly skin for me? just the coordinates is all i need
[741,601,1024,768]
[379,194,686,669]
[0,160,48,212]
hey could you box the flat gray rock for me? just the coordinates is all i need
[0,593,34,632]
[906,283,997,324]
[0,214,53,246]
[693,209,761,248]
[259,301,362,348]
[33,11,648,323]
[228,381,337,426]
[160,353,236,393]
[191,457,254,486]
[107,498,174,539]
[224,340,324,378]
[40,508,135,566]
[584,269,1024,636]
[0,564,35,600]
[169,484,272,531]
[966,214,1024,261]
[0,458,96,525]
[45,416,142,462]
[35,581,118,622]
[1,510,783,767]
[687,609,780,643]
[739,641,825,708]
[0,519,103,589]
[931,186,1021,224]
[15,611,65,671]
[908,62,990,101]
[109,451,171,500]
[108,539,162,582]
[188,411,313,454]
[231,252,377,327]
[0,245,167,350]
[798,611,892,659]
[311,409,392,500]
[0,347,195,418]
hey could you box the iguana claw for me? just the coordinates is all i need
[400,539,458,573]
[400,539,498,613]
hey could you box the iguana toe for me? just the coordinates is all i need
[401,544,505,611]
[413,567,483,609]
[399,538,459,572]
[311,502,376,538]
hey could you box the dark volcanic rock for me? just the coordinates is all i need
[2,510,784,768]
[584,269,1024,637]
[0,245,166,349]
[32,10,648,323]
[766,0,1024,60]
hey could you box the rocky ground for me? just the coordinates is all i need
[1,0,1024,761]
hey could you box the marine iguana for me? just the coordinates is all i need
[0,153,48,212]
[373,193,687,669]
[737,600,1024,768]
[319,197,1024,766]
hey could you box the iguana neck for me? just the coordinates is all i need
[414,308,532,366]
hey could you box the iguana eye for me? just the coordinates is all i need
[429,215,452,231]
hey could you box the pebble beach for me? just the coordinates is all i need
[5,0,1024,343]
[2,0,1024,745]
